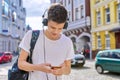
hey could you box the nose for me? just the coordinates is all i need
[53,29,59,34]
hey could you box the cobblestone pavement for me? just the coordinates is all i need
[63,60,120,80]
[0,59,120,80]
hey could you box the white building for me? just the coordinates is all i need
[50,0,92,59]
[0,0,26,53]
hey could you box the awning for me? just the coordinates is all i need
[110,27,120,32]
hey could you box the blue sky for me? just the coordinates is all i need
[23,0,50,30]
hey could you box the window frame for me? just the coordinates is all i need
[117,4,120,22]
[105,34,110,49]
[97,36,101,49]
[96,11,101,26]
[80,5,84,18]
[105,8,110,24]
[75,7,79,20]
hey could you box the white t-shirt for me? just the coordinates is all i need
[19,30,74,80]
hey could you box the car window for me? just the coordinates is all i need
[0,53,3,56]
[99,52,110,58]
[111,52,120,59]
[5,53,10,55]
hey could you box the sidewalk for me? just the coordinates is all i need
[0,55,18,75]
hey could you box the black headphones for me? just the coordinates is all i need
[42,10,68,29]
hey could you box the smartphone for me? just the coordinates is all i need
[51,66,61,69]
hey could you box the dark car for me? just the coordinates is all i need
[95,49,120,74]
[71,53,85,67]
[0,52,13,63]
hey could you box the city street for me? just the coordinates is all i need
[68,60,120,80]
[1,0,120,80]
[0,57,120,80]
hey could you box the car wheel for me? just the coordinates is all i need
[96,65,104,74]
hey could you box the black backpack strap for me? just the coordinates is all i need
[29,30,40,63]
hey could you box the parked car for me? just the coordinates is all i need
[95,49,120,74]
[71,53,85,67]
[0,52,13,63]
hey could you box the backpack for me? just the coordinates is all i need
[8,30,40,80]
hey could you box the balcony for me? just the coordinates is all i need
[67,16,91,30]
[94,0,113,9]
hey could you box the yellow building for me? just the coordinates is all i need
[91,0,120,58]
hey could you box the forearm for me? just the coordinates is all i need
[62,60,71,75]
[18,61,39,71]
[18,60,52,73]
[18,49,42,72]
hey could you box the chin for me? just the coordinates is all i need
[52,36,57,38]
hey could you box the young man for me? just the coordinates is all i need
[18,3,74,80]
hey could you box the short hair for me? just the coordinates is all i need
[48,3,67,23]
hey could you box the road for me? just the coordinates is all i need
[63,60,120,80]
[0,58,120,80]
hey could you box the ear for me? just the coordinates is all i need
[42,18,48,26]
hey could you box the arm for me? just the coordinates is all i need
[61,60,71,75]
[18,49,52,73]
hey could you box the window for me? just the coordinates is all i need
[23,28,25,31]
[4,0,9,4]
[2,18,8,32]
[97,11,101,25]
[99,52,110,58]
[112,52,120,59]
[12,11,17,22]
[105,34,110,49]
[68,11,71,22]
[105,8,110,23]
[75,8,79,20]
[64,0,66,6]
[117,4,120,22]
[81,5,84,18]
[68,0,70,4]
[2,1,9,16]
[19,0,22,6]
[97,36,101,49]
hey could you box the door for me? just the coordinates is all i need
[115,32,120,48]
[110,51,120,72]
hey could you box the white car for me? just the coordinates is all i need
[71,54,85,67]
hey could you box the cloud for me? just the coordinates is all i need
[23,0,50,17]
[23,0,50,30]
[26,17,43,30]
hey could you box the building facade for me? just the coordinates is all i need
[91,0,120,58]
[0,0,26,53]
[50,0,92,59]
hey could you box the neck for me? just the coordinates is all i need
[44,30,61,40]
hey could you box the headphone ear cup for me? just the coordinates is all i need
[42,18,48,26]
[63,22,68,29]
